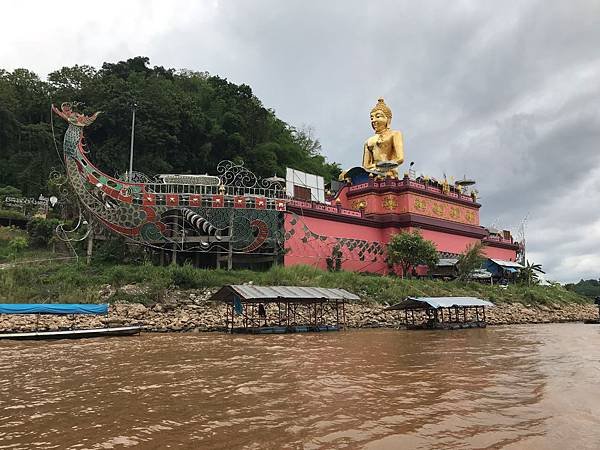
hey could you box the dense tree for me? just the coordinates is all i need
[456,242,486,281]
[564,279,600,298]
[0,57,340,196]
[518,260,545,286]
[387,230,439,278]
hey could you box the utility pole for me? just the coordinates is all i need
[128,103,137,182]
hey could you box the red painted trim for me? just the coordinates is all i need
[482,238,520,250]
[234,196,246,208]
[255,197,267,209]
[212,195,224,207]
[287,206,488,239]
[189,194,202,206]
[142,193,156,206]
[97,216,141,237]
[345,182,481,208]
[166,194,180,207]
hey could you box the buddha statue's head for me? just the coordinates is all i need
[370,98,392,133]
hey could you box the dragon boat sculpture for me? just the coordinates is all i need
[52,103,287,256]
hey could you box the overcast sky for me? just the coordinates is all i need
[2,0,599,282]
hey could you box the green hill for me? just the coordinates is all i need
[0,57,340,197]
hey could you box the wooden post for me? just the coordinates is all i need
[225,303,229,331]
[86,227,94,265]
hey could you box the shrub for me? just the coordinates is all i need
[387,230,439,277]
[27,217,61,248]
[8,236,28,258]
[94,237,145,264]
[0,209,27,220]
[171,264,199,289]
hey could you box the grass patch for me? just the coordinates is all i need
[0,260,591,305]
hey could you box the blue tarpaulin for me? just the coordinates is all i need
[234,296,243,315]
[0,304,108,315]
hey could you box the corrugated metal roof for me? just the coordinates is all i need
[436,258,459,267]
[211,285,360,302]
[470,269,492,279]
[386,296,494,310]
[490,259,524,269]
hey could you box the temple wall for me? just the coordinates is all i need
[415,228,481,255]
[284,213,388,274]
[284,211,518,275]
[483,245,518,261]
[339,179,481,226]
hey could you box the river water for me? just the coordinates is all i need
[0,324,599,449]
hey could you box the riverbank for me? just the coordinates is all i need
[0,286,597,333]
[0,262,591,306]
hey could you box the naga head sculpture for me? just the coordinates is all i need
[51,102,101,127]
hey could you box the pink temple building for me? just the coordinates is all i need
[283,174,520,275]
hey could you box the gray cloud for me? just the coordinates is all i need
[2,0,599,282]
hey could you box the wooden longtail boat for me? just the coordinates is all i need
[0,304,141,340]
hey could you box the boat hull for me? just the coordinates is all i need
[0,326,141,340]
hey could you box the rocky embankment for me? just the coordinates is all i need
[0,285,598,333]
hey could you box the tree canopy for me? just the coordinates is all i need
[565,279,600,298]
[456,242,486,281]
[387,230,439,278]
[518,260,545,286]
[0,57,340,197]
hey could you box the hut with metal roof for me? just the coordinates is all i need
[431,258,459,279]
[483,259,524,284]
[385,296,494,330]
[211,285,360,333]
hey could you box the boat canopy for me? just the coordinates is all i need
[212,285,360,304]
[0,304,108,315]
[385,297,494,310]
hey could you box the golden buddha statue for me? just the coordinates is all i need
[362,98,404,178]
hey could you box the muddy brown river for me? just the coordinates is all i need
[0,324,599,449]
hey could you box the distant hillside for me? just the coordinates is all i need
[565,279,600,299]
[0,56,340,197]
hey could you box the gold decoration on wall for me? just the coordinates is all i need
[414,198,427,212]
[432,202,445,216]
[465,211,475,223]
[351,198,367,210]
[449,206,460,219]
[382,196,397,210]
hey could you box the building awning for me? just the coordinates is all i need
[505,267,518,273]
[211,285,360,303]
[0,304,108,315]
[490,259,524,269]
[385,296,494,311]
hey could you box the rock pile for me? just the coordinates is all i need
[0,286,597,333]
